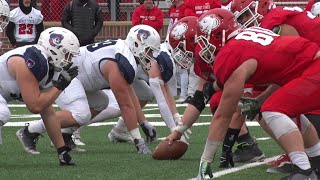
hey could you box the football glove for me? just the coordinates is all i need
[239,97,261,121]
[219,150,234,168]
[196,160,213,180]
[140,121,157,143]
[53,63,79,91]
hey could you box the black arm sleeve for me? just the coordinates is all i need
[61,4,73,31]
[33,21,44,44]
[6,21,16,46]
[92,6,103,37]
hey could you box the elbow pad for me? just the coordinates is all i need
[189,90,206,112]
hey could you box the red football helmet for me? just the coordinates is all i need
[196,8,241,64]
[169,16,198,69]
[231,0,275,28]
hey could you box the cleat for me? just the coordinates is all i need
[134,139,151,154]
[175,96,187,103]
[280,166,318,180]
[266,154,290,166]
[310,156,320,178]
[58,146,75,166]
[73,137,85,146]
[233,140,266,163]
[72,130,85,146]
[62,133,86,152]
[267,162,295,174]
[108,126,134,143]
[16,127,40,155]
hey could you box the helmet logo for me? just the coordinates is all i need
[199,15,220,34]
[171,22,188,40]
[136,29,151,42]
[49,33,64,47]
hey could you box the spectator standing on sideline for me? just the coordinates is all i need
[6,0,44,48]
[132,0,164,33]
[61,0,103,46]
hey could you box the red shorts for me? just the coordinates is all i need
[261,58,320,117]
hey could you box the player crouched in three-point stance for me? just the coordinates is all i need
[2,27,80,165]
[166,8,320,180]
[16,24,160,155]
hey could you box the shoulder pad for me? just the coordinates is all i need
[23,46,48,82]
[156,51,173,83]
[114,53,136,84]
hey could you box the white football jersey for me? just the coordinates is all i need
[73,39,137,92]
[9,7,43,42]
[0,45,53,101]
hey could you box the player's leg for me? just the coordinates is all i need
[0,95,11,145]
[185,63,200,103]
[175,67,188,103]
[261,77,320,179]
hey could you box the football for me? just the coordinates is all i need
[152,140,188,160]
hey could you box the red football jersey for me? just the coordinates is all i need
[214,27,319,87]
[194,44,216,82]
[260,7,320,46]
[184,0,221,17]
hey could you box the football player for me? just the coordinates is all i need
[170,15,265,167]
[231,0,320,172]
[4,27,80,165]
[167,8,320,180]
[16,25,160,155]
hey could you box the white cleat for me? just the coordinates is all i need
[72,134,86,146]
[108,127,134,143]
[175,96,187,103]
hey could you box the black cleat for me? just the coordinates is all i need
[58,146,75,166]
[280,166,318,180]
[233,140,266,163]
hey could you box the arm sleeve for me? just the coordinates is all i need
[149,77,176,130]
[6,21,16,46]
[92,6,103,37]
[132,8,142,26]
[61,4,73,31]
[33,21,44,44]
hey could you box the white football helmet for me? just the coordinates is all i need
[311,2,320,17]
[125,24,161,71]
[0,0,9,33]
[37,27,80,70]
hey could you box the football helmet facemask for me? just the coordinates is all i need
[169,16,197,69]
[196,8,241,64]
[231,0,275,28]
[311,2,320,17]
[125,24,161,71]
[37,27,80,71]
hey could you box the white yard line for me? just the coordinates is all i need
[188,156,280,180]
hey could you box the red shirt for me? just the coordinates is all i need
[213,27,319,87]
[260,7,320,46]
[168,3,186,23]
[193,44,216,82]
[184,0,221,17]
[132,5,164,33]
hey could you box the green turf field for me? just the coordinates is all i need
[0,104,287,180]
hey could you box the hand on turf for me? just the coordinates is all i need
[196,160,213,180]
[140,122,157,143]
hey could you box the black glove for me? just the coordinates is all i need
[53,63,78,91]
[219,150,234,168]
[203,82,215,104]
[239,97,261,121]
[140,122,157,143]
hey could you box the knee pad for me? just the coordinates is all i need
[262,111,299,139]
[0,108,11,125]
[189,90,205,112]
[87,90,109,112]
[292,114,311,134]
[72,110,91,126]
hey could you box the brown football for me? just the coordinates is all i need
[152,140,188,160]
